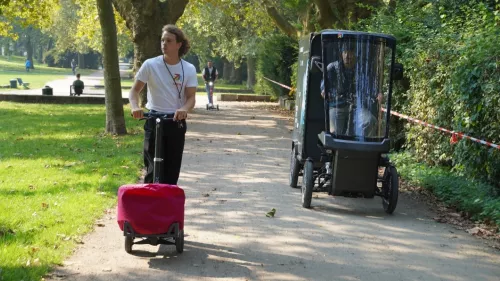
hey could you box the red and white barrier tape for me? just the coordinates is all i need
[262,77,294,91]
[383,109,499,150]
[262,76,499,150]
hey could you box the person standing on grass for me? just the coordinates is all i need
[25,59,31,72]
[129,24,197,185]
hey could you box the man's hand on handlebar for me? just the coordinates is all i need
[174,109,187,121]
[131,109,144,119]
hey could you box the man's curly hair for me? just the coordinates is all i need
[162,24,191,57]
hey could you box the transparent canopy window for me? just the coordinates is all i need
[322,37,393,141]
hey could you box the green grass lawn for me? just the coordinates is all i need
[0,102,144,281]
[0,56,94,90]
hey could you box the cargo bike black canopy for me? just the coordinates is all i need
[289,30,403,212]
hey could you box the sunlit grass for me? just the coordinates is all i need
[0,102,144,281]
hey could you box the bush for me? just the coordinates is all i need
[255,34,297,98]
[359,0,500,187]
[392,152,500,229]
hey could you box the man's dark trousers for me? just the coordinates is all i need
[143,117,186,185]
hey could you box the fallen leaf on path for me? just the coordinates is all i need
[266,208,276,218]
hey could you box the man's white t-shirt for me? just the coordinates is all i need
[136,55,198,113]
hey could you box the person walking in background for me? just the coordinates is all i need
[71,59,77,75]
[25,59,31,72]
[202,60,218,107]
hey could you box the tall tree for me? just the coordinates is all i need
[96,0,127,135]
[180,0,275,88]
[111,0,188,105]
[0,0,58,38]
[112,0,188,71]
[260,0,384,37]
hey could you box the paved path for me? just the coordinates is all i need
[45,102,500,281]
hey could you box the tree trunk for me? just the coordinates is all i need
[230,64,242,85]
[97,0,127,135]
[223,58,232,81]
[78,53,85,69]
[26,35,34,69]
[112,0,189,107]
[313,0,338,29]
[262,0,298,38]
[246,56,256,89]
[388,0,396,12]
[47,39,53,53]
[37,45,43,63]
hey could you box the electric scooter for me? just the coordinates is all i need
[206,81,219,111]
[117,112,185,254]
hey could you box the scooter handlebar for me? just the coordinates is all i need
[133,111,176,121]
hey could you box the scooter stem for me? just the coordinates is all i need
[153,118,163,183]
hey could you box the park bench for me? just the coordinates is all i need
[70,84,84,96]
[16,78,30,89]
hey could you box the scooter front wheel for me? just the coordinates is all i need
[176,230,184,253]
[125,236,133,253]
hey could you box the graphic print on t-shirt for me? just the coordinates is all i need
[173,73,183,87]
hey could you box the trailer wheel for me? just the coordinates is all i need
[176,230,184,253]
[125,236,133,254]
[289,145,300,188]
[382,166,399,214]
[302,159,314,208]
[217,104,219,111]
[206,104,209,110]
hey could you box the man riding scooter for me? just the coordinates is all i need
[202,60,218,109]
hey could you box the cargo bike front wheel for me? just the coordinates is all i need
[382,165,399,214]
[301,159,314,208]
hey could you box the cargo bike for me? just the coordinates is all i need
[289,30,404,213]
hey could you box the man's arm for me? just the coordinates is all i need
[129,80,146,119]
[183,86,196,110]
[174,86,196,121]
